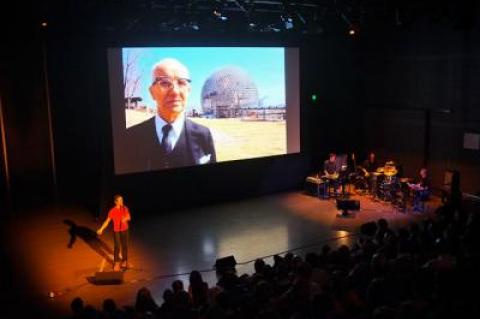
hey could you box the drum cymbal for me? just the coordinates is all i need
[384,170,398,177]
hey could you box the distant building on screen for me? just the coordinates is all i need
[201,66,259,118]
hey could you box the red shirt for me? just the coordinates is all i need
[108,206,130,232]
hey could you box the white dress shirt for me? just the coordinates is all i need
[154,113,185,149]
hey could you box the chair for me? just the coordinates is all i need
[441,169,460,204]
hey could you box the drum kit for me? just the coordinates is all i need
[359,161,406,205]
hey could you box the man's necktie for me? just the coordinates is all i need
[161,124,173,154]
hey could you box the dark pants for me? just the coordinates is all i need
[322,178,339,198]
[113,230,128,262]
[413,190,430,212]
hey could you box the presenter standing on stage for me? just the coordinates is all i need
[97,195,131,271]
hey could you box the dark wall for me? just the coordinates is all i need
[47,36,110,212]
[359,12,480,194]
[0,23,54,211]
[303,34,363,169]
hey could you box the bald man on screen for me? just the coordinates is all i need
[125,58,216,171]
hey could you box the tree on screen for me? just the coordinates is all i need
[123,50,143,109]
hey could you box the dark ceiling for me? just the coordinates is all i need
[4,0,476,36]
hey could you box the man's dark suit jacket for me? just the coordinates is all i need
[123,117,216,172]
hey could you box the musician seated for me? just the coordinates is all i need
[323,153,341,197]
[361,152,379,177]
[358,152,379,192]
[408,167,430,212]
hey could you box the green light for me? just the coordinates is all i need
[311,94,317,102]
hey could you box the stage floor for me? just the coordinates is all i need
[2,190,440,317]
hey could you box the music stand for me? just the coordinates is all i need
[337,154,349,198]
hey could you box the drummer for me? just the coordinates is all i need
[383,160,399,181]
[361,152,379,177]
[361,152,380,194]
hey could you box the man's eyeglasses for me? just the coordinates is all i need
[152,76,191,90]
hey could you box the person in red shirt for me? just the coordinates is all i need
[97,194,131,271]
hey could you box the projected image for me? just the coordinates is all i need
[109,47,299,174]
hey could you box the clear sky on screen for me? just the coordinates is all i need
[122,47,286,112]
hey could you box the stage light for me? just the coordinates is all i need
[347,23,360,36]
[281,15,294,30]
[213,10,228,21]
[190,22,200,31]
[285,17,293,29]
[41,21,48,28]
[311,94,318,102]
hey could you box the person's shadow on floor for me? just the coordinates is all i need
[64,219,114,264]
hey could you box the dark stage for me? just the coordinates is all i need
[3,190,440,317]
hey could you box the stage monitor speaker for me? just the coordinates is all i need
[336,199,360,211]
[91,271,124,285]
[215,255,237,272]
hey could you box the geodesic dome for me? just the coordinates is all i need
[201,66,259,118]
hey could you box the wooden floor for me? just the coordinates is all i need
[2,190,439,317]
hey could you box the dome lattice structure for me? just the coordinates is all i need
[201,66,259,118]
